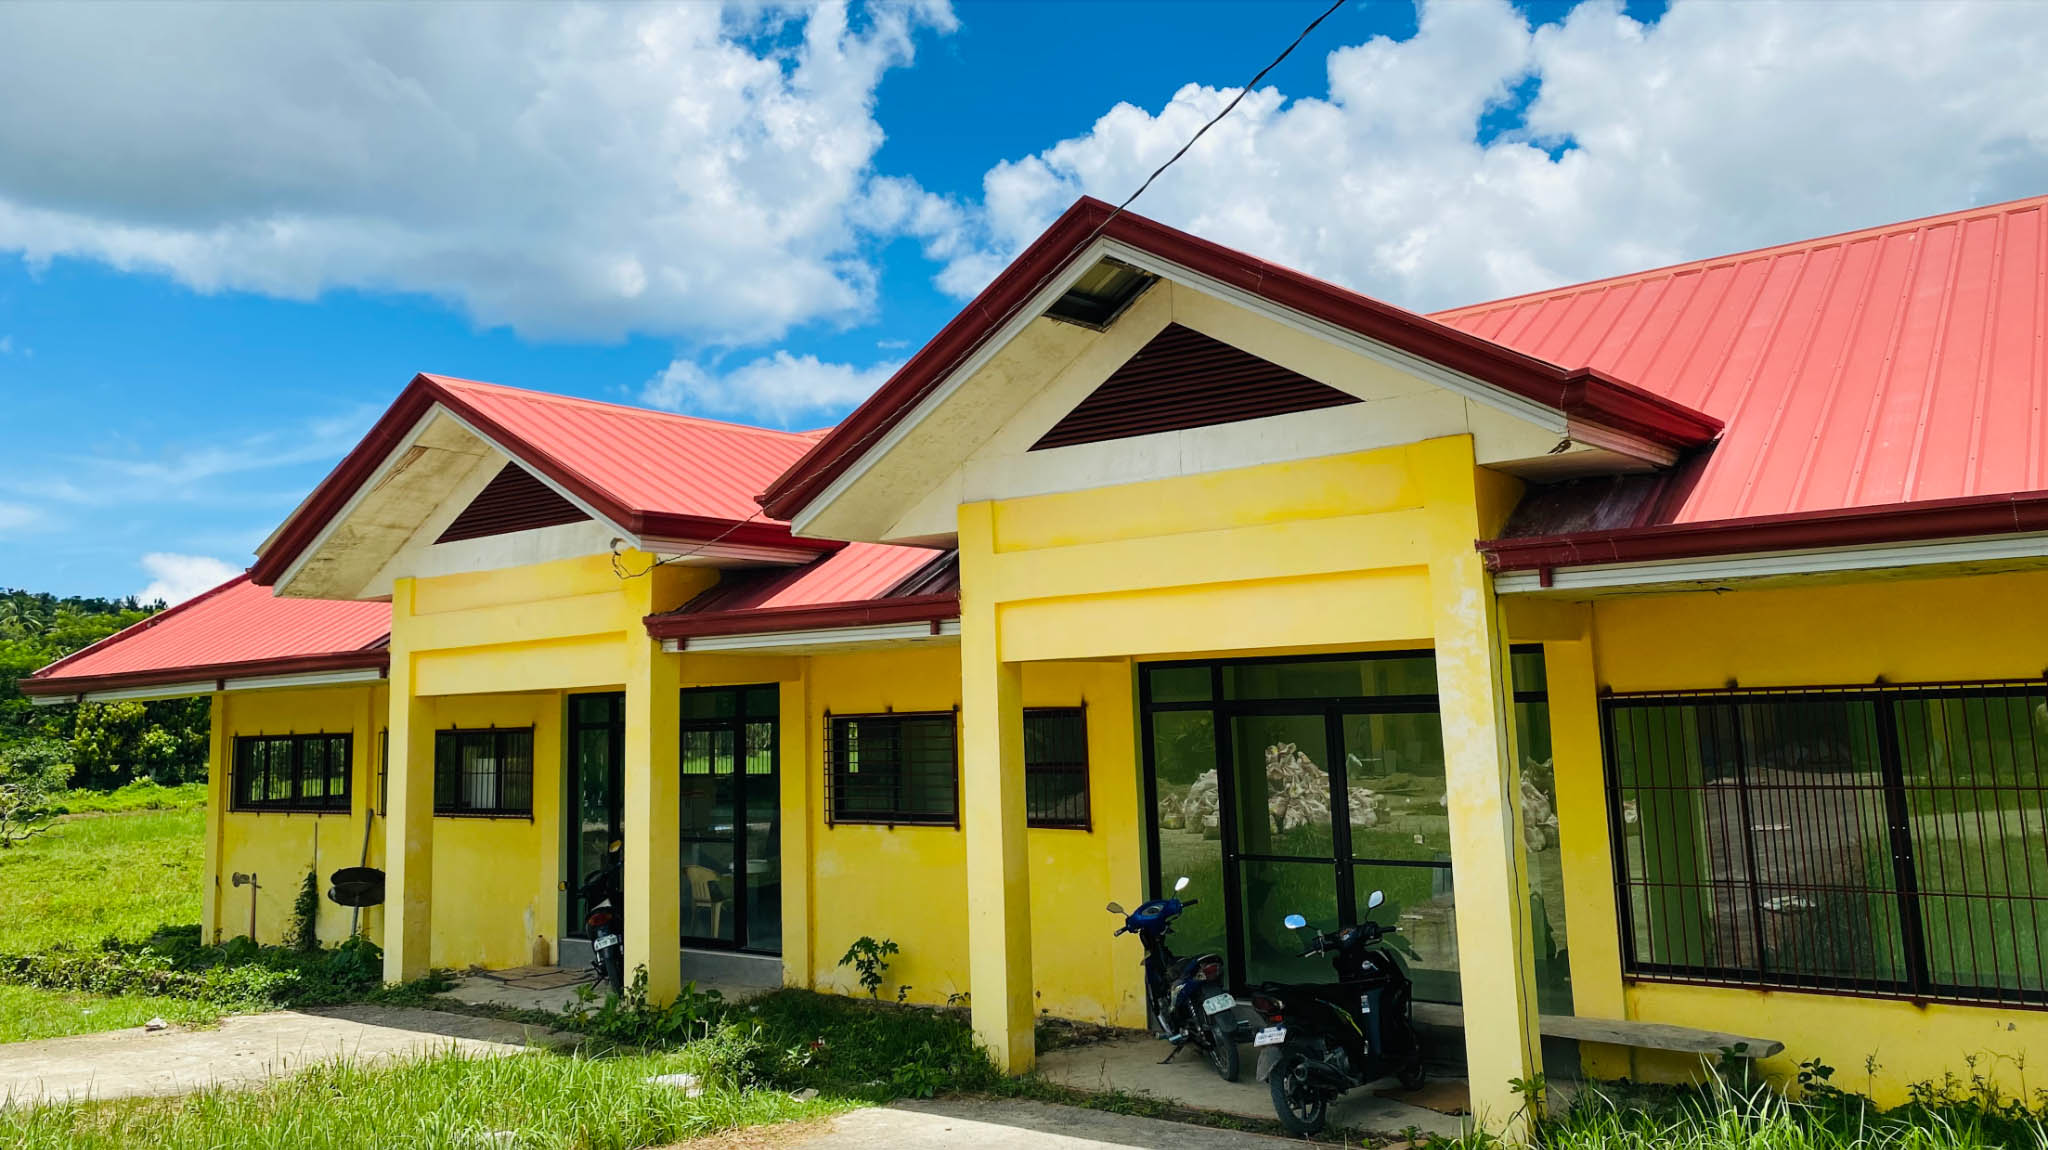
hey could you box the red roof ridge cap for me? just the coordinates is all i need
[1432,192,2048,321]
[29,572,255,680]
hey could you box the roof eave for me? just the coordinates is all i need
[19,648,391,699]
[644,593,961,641]
[1479,490,2048,573]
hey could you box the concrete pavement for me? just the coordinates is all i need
[774,1099,1312,1149]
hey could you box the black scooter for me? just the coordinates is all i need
[1108,875,1242,1082]
[1249,890,1426,1136]
[578,840,625,994]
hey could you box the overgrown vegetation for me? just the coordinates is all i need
[836,935,899,1000]
[52,779,207,814]
[0,587,211,790]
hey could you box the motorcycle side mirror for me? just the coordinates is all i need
[1367,890,1385,910]
[1173,876,1191,893]
[608,841,623,854]
[1106,902,1125,916]
[1283,913,1308,931]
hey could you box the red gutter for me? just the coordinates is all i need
[758,197,1722,522]
[19,649,390,698]
[1480,489,2048,573]
[645,593,960,641]
[251,375,837,587]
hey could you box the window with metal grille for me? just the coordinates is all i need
[434,727,535,818]
[1025,708,1090,829]
[825,712,957,826]
[1606,683,2048,1007]
[231,733,352,813]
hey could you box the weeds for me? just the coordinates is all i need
[836,936,898,1000]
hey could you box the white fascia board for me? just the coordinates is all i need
[222,667,387,693]
[787,242,1117,538]
[1493,531,2048,595]
[663,618,962,653]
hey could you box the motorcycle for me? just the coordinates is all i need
[1249,890,1426,1136]
[1107,875,1242,1082]
[578,840,625,994]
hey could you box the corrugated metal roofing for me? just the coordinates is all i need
[429,376,819,525]
[26,575,390,690]
[1436,194,2048,525]
[666,543,946,617]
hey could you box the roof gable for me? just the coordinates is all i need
[1031,324,1360,450]
[759,197,1721,531]
[253,374,841,597]
[437,461,591,544]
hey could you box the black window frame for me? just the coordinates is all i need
[1025,707,1091,830]
[824,710,958,827]
[434,726,536,819]
[1604,680,2048,1010]
[230,732,354,814]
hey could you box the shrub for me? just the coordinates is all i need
[836,936,899,1000]
[0,739,71,848]
[0,927,448,1013]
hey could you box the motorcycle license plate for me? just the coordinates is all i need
[1202,993,1237,1016]
[593,933,621,952]
[1252,1026,1287,1047]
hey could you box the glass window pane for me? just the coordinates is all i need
[1514,699,1571,1014]
[744,686,780,720]
[681,728,735,837]
[1229,714,1334,858]
[1343,712,1448,863]
[681,841,736,943]
[1353,862,1461,1004]
[1222,657,1436,701]
[1237,858,1340,985]
[682,689,738,721]
[1025,710,1089,827]
[1511,649,1547,694]
[1149,709,1226,967]
[742,743,782,954]
[900,716,957,819]
[301,738,328,801]
[1146,665,1211,703]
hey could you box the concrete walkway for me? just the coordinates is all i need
[1037,1035,1466,1139]
[0,1004,566,1108]
[773,1099,1310,1149]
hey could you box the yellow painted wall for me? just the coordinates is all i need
[211,683,387,948]
[793,645,1149,1027]
[1552,567,2048,1103]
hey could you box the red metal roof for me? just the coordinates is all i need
[1440,194,2048,534]
[252,374,839,586]
[22,575,390,696]
[757,197,1722,522]
[646,545,956,640]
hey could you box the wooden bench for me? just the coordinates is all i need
[1410,1003,1784,1059]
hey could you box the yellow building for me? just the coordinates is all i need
[26,193,2048,1134]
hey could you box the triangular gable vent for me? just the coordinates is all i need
[1030,324,1361,451]
[437,462,591,544]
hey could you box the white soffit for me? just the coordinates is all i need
[663,619,962,654]
[1493,532,2048,596]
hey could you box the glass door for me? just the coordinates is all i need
[567,692,624,938]
[678,685,782,954]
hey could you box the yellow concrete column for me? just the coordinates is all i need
[1546,633,1633,1079]
[201,691,228,943]
[1433,550,1543,1139]
[779,670,814,989]
[383,579,437,983]
[960,501,1034,1073]
[623,631,682,1002]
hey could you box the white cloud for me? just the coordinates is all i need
[0,501,36,532]
[936,0,2048,312]
[0,335,12,354]
[643,352,901,426]
[0,1,955,343]
[137,552,240,605]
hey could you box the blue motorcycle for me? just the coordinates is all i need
[1108,875,1242,1081]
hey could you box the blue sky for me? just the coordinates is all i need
[0,0,2040,601]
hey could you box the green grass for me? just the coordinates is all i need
[0,983,218,1043]
[0,806,203,954]
[0,806,208,1043]
[0,1045,850,1149]
[52,781,208,815]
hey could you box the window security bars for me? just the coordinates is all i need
[1025,708,1091,829]
[231,733,352,813]
[825,711,958,826]
[434,727,535,818]
[1606,683,2048,1008]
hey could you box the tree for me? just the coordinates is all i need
[0,738,70,848]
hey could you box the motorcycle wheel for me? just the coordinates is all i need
[1399,1053,1427,1091]
[596,947,624,995]
[1204,1017,1241,1082]
[1268,1055,1329,1136]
